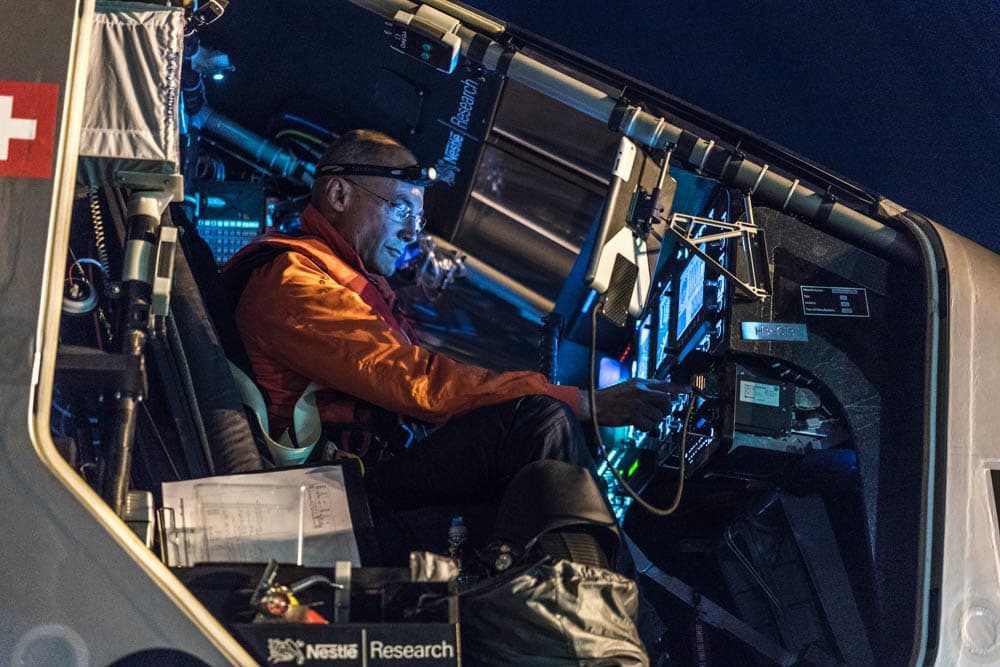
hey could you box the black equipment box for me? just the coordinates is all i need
[174,563,460,666]
[723,362,794,439]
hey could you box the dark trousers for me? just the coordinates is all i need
[368,394,593,511]
[365,395,666,650]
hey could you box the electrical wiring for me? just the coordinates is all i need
[51,401,73,419]
[280,113,337,141]
[51,400,73,437]
[68,257,107,282]
[278,136,323,161]
[724,526,782,610]
[66,249,111,348]
[199,136,273,176]
[589,302,695,517]
[63,248,99,316]
[141,402,183,482]
[89,185,111,276]
[275,128,325,148]
[93,315,105,351]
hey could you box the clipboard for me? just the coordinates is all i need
[158,460,375,567]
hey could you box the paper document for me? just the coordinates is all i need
[161,466,360,567]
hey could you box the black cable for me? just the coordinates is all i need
[140,402,183,481]
[589,303,694,516]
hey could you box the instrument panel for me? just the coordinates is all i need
[598,208,856,519]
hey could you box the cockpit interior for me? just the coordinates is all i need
[40,1,948,664]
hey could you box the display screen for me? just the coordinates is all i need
[656,286,671,369]
[675,255,706,342]
[599,357,628,388]
[635,314,652,379]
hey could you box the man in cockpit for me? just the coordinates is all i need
[225,128,682,524]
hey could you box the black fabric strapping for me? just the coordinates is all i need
[496,49,516,77]
[704,146,733,178]
[468,33,492,65]
[675,131,700,165]
[126,214,159,243]
[817,196,837,226]
[608,103,629,132]
[720,154,744,185]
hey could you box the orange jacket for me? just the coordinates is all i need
[226,205,581,438]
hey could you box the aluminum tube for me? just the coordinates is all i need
[460,28,618,123]
[452,26,912,261]
[419,0,505,36]
[348,0,417,19]
[350,0,914,264]
[623,107,915,262]
[617,104,682,151]
[727,159,917,262]
[430,235,554,320]
[472,34,912,261]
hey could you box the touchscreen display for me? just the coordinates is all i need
[636,314,652,379]
[676,255,706,341]
[656,287,671,369]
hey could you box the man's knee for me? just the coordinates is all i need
[515,394,576,424]
[511,394,591,467]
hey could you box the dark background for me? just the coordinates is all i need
[204,1,999,252]
[463,0,1000,252]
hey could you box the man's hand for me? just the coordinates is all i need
[579,378,690,432]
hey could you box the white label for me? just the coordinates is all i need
[739,380,781,407]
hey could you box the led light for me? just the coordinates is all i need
[212,72,225,81]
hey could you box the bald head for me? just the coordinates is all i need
[312,129,416,208]
[312,129,425,276]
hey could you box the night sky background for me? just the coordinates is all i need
[462,0,1000,252]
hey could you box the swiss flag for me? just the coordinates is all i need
[0,80,59,179]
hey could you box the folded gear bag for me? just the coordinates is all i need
[461,558,648,666]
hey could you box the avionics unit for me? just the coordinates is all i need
[193,181,265,265]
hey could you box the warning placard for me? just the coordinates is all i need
[800,285,870,318]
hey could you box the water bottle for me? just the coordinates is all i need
[447,516,477,584]
[448,516,467,564]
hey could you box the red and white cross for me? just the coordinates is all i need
[0,81,59,179]
[0,95,37,161]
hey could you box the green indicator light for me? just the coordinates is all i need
[420,52,430,60]
[422,43,432,51]
[627,460,640,478]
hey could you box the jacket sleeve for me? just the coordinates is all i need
[236,252,582,424]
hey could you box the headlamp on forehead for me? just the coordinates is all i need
[316,163,438,186]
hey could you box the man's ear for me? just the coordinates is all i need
[321,177,349,213]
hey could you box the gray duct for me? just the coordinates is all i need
[189,105,315,186]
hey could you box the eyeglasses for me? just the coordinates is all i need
[345,178,427,234]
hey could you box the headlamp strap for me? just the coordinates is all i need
[316,163,437,186]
